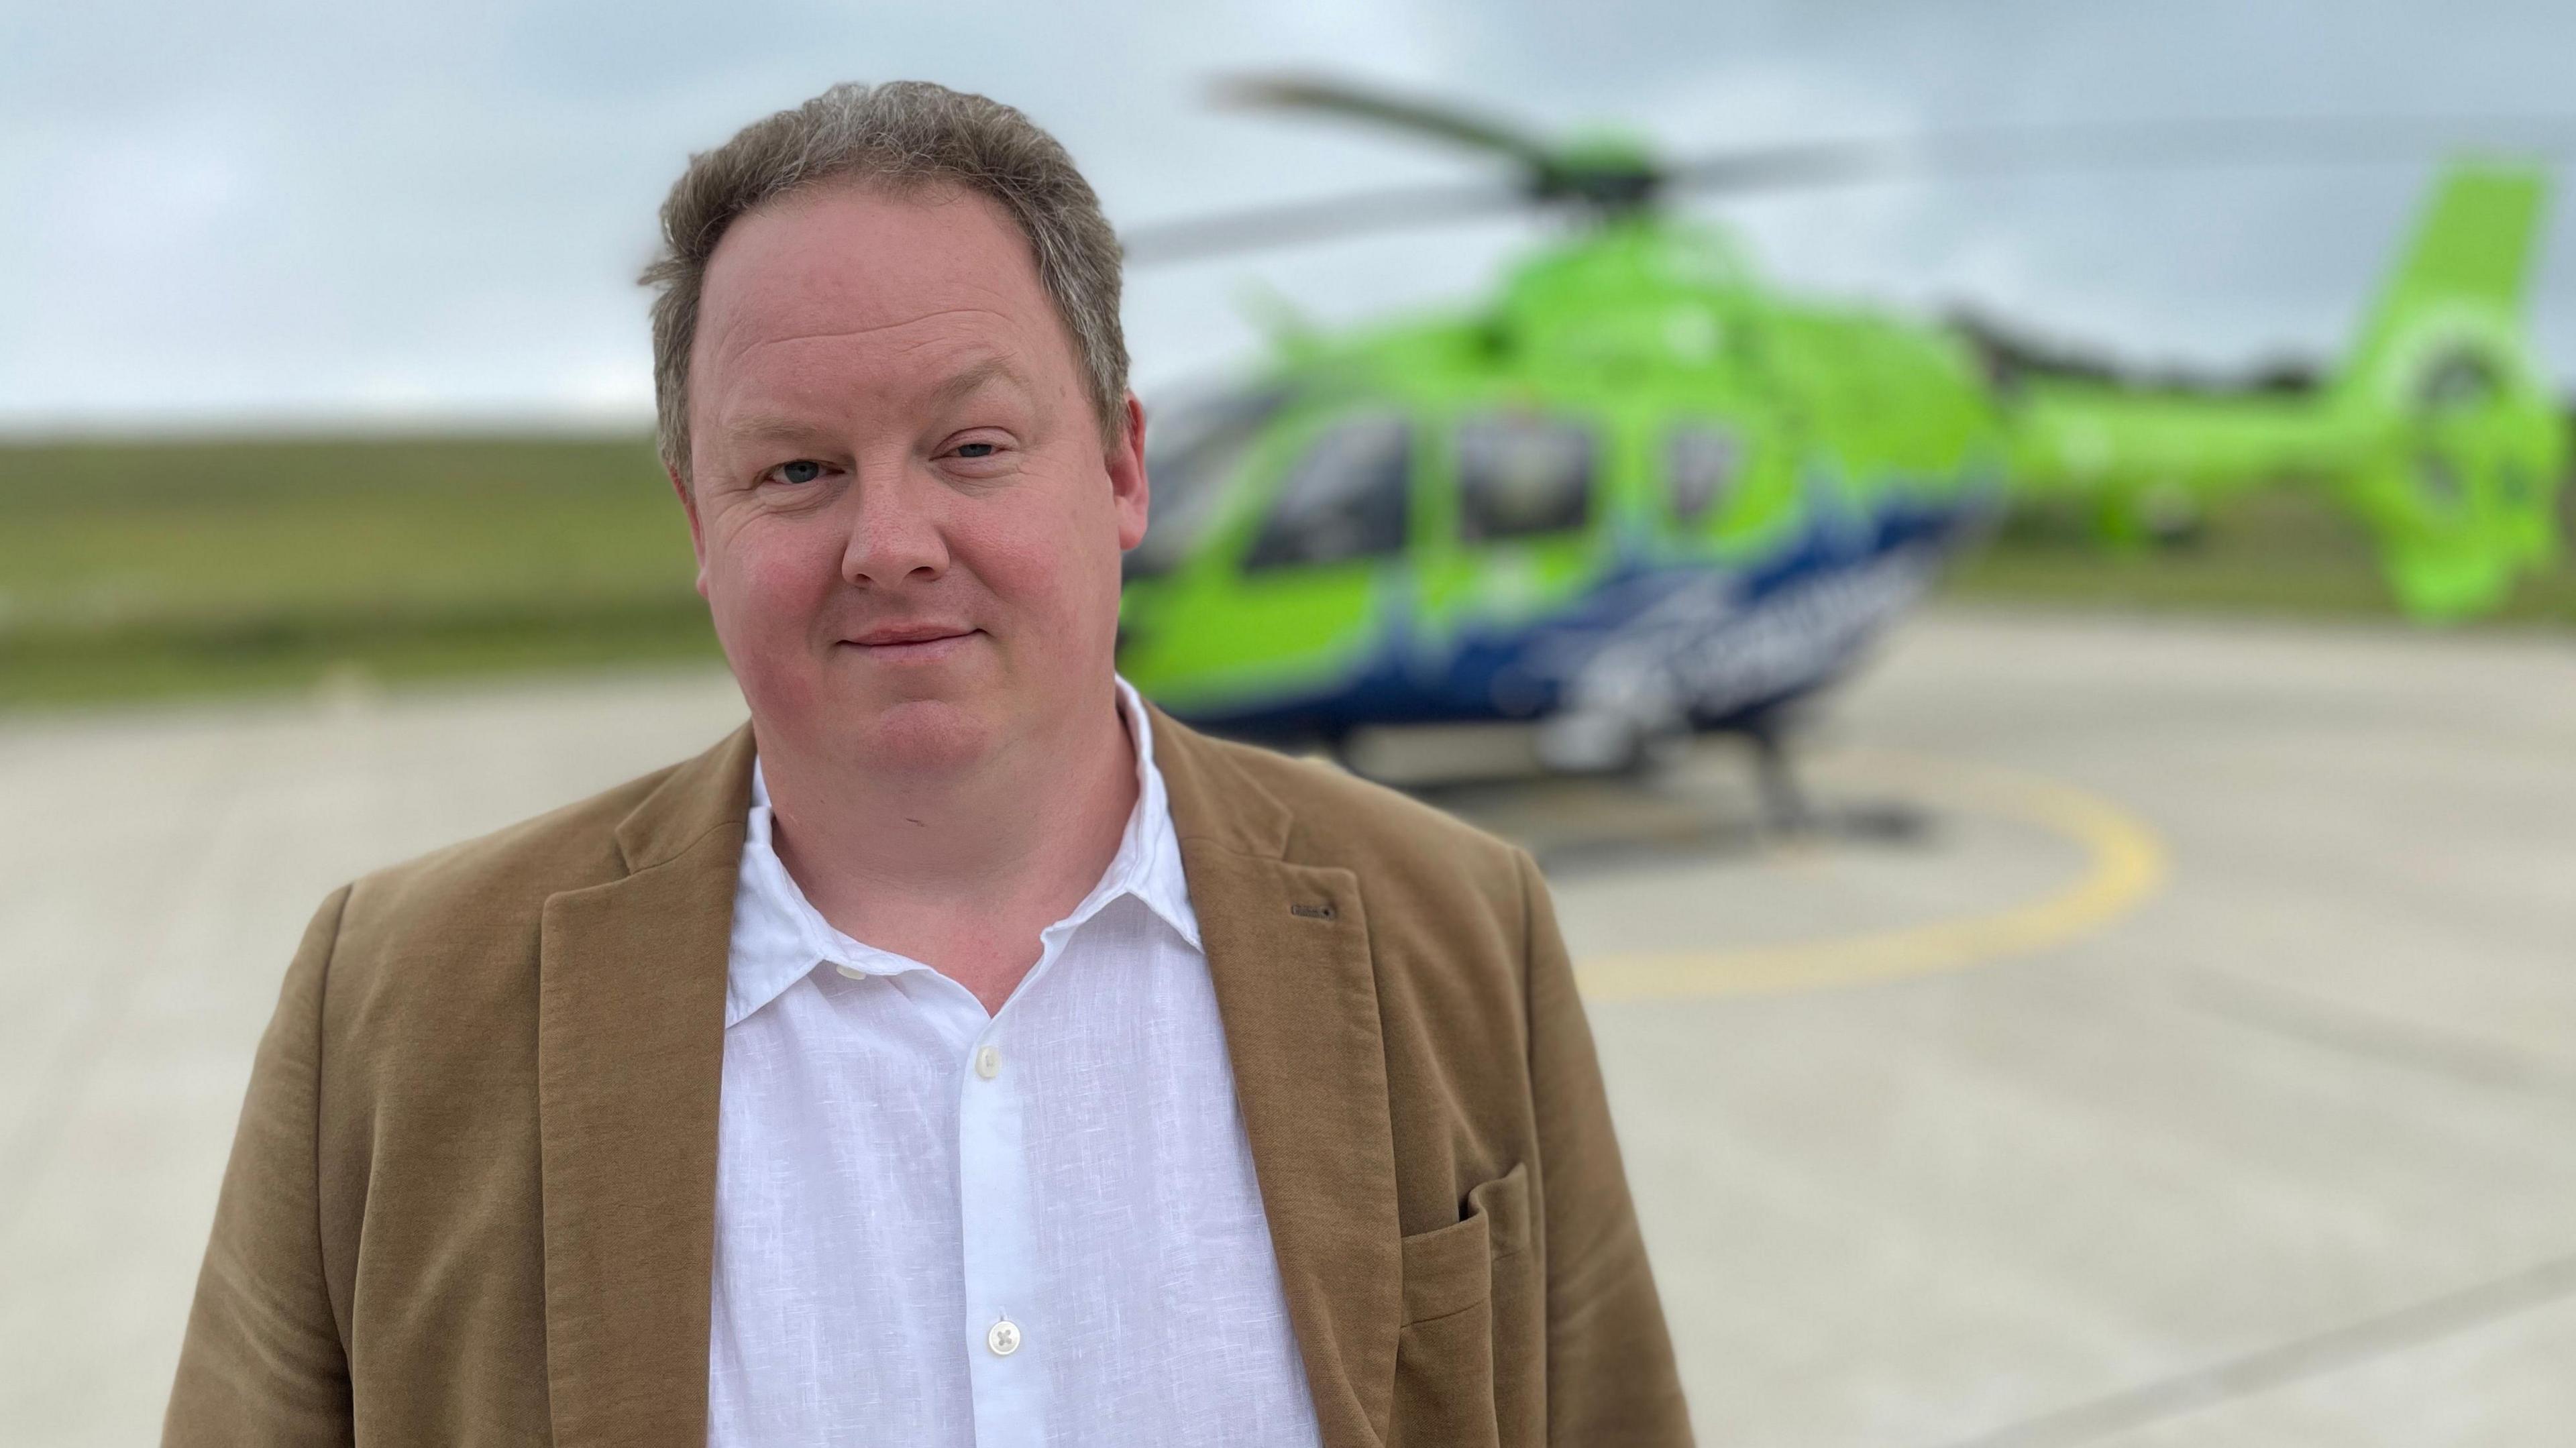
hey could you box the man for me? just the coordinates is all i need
[164,80,1690,1447]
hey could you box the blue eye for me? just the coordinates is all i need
[955,442,997,459]
[778,459,823,484]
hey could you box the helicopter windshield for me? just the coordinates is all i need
[1126,385,1294,579]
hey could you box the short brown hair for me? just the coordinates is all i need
[641,80,1129,481]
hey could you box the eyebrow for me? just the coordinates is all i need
[726,414,832,445]
[922,356,1033,413]
[719,358,1036,446]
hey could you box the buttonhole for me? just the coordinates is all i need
[1289,902,1336,920]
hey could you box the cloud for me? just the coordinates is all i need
[6,0,2573,430]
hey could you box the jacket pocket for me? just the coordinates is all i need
[1392,1163,1534,1448]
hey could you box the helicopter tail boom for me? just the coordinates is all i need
[2004,161,2565,618]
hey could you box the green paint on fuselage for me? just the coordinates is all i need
[1122,165,2564,718]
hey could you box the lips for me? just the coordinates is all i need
[848,622,973,648]
[839,623,980,665]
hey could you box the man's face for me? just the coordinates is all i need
[676,181,1147,776]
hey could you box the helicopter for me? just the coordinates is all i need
[1110,77,2569,783]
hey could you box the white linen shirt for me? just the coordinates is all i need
[706,682,1325,1448]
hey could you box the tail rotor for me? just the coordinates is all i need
[2336,164,2565,617]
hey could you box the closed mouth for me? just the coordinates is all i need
[841,626,979,658]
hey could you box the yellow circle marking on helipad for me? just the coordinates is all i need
[1574,750,2169,1002]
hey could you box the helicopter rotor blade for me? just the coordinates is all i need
[1118,107,2576,267]
[1660,115,2576,198]
[1119,178,1526,266]
[1216,72,1560,172]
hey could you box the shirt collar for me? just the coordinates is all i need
[724,677,1201,1029]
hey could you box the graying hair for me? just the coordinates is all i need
[640,80,1129,481]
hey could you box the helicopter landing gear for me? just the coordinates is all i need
[1737,710,1928,846]
[1744,718,1817,836]
[1534,707,1692,777]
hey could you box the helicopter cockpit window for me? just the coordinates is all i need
[1126,386,1293,580]
[1666,424,1740,525]
[1241,413,1413,572]
[1456,414,1596,542]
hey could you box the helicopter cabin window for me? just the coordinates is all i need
[1241,413,1414,572]
[1456,413,1596,542]
[1126,385,1293,579]
[1666,423,1740,526]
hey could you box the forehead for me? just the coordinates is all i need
[692,180,1075,414]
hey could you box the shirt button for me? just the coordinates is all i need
[986,1317,1022,1356]
[973,1045,1001,1080]
[834,963,864,981]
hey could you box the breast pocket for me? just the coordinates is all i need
[1393,1162,1538,1448]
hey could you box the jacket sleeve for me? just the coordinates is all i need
[164,885,356,1447]
[1515,848,1695,1446]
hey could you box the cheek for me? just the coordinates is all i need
[716,511,826,586]
[957,478,1120,615]
[705,518,844,647]
[706,522,849,723]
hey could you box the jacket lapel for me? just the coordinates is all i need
[1153,710,1404,1448]
[536,724,755,1448]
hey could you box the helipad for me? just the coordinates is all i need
[3,606,2572,1446]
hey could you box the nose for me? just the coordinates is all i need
[840,466,951,588]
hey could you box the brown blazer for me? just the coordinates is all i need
[165,708,1692,1447]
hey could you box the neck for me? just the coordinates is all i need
[755,679,1140,1005]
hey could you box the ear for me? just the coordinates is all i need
[667,463,711,600]
[1107,392,1150,553]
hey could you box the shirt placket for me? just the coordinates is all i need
[957,920,1084,1448]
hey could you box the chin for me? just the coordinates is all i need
[851,697,1000,774]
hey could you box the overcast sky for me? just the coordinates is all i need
[7,0,2573,433]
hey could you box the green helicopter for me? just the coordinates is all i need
[1112,78,2567,773]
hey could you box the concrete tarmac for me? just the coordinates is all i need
[3,606,2571,1446]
